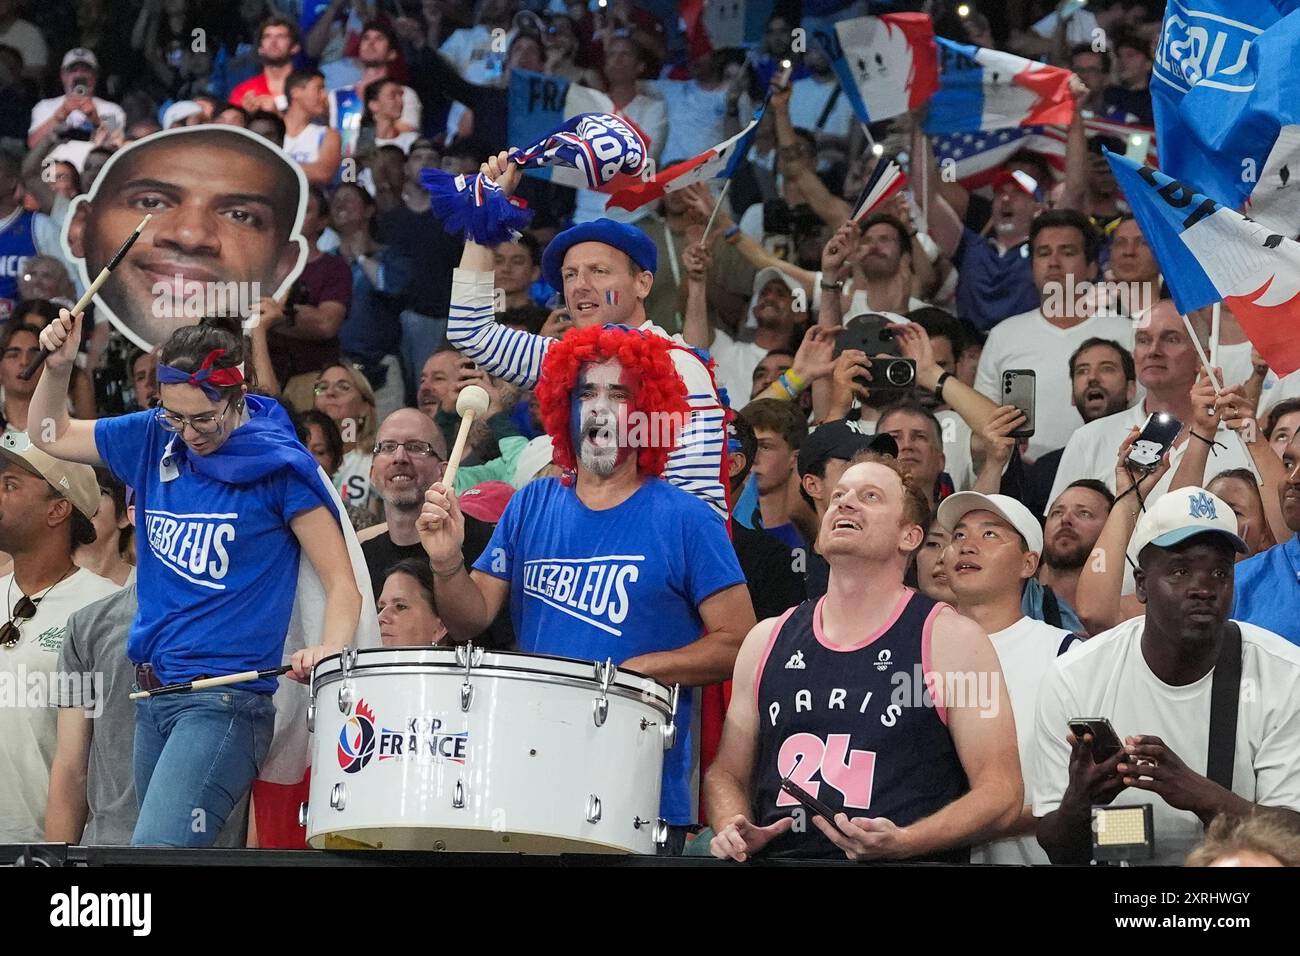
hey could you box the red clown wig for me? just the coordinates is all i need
[535,324,690,478]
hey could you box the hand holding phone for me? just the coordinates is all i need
[779,775,848,834]
[1125,412,1182,472]
[1068,717,1123,762]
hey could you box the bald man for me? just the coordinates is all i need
[360,408,511,646]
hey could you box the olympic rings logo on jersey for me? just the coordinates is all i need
[337,699,377,774]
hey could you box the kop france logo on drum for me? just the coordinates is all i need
[337,699,469,774]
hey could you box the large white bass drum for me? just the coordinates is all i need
[302,645,678,854]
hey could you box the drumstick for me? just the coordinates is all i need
[129,664,292,701]
[443,384,490,491]
[21,213,153,381]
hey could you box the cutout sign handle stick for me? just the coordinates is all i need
[20,213,153,381]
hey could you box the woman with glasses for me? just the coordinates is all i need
[29,309,365,848]
[312,363,381,526]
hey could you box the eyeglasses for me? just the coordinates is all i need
[0,596,37,649]
[314,380,355,396]
[156,399,235,435]
[374,440,441,459]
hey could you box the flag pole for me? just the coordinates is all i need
[1210,301,1221,368]
[920,134,930,229]
[702,178,733,241]
[1182,312,1253,457]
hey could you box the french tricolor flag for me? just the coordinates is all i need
[604,108,764,213]
[1107,148,1300,376]
[924,38,1075,136]
[831,12,939,125]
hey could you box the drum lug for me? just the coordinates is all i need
[662,683,680,750]
[340,644,357,678]
[457,641,477,712]
[337,681,354,715]
[634,815,669,846]
[586,794,602,824]
[329,783,347,811]
[452,778,466,809]
[592,658,616,727]
[298,801,309,828]
[306,701,316,734]
[653,818,669,847]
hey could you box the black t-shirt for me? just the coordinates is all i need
[376,204,460,321]
[732,523,807,621]
[362,515,514,649]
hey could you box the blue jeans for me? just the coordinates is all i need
[131,689,276,847]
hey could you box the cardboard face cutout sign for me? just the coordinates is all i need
[61,125,309,351]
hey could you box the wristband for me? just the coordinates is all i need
[783,367,806,391]
[820,279,843,291]
[432,558,465,578]
[723,224,741,244]
[934,371,952,401]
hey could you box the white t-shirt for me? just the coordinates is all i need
[1032,8,1101,45]
[283,123,329,166]
[1031,617,1300,865]
[1045,401,1259,515]
[974,307,1137,462]
[972,616,1076,866]
[440,25,512,86]
[646,79,731,167]
[334,448,374,509]
[707,328,769,410]
[30,96,126,138]
[0,568,121,842]
[375,130,418,153]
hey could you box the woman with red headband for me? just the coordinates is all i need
[30,308,363,847]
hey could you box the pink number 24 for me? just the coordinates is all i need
[776,733,876,811]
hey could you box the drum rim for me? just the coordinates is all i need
[312,663,673,714]
[312,648,673,705]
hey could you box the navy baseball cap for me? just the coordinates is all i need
[541,219,657,291]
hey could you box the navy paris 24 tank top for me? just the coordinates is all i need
[753,589,971,861]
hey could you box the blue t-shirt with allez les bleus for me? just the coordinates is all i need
[96,408,333,692]
[475,476,745,825]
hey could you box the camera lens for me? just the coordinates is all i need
[886,360,915,388]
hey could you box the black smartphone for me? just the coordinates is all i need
[1068,717,1124,762]
[1126,411,1183,472]
[779,775,843,831]
[834,313,900,359]
[1002,369,1036,439]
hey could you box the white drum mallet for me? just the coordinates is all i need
[442,384,491,491]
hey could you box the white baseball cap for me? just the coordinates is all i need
[1126,486,1247,566]
[62,48,99,72]
[936,491,1044,554]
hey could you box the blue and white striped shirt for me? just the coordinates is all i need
[447,268,728,520]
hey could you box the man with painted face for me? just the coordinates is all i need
[418,324,756,850]
[445,151,729,521]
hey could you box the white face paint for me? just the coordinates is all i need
[570,358,636,477]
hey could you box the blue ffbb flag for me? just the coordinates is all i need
[1150,0,1298,213]
[924,38,1074,135]
[830,13,939,124]
[1106,149,1300,375]
[1168,5,1300,232]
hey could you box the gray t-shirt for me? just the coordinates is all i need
[54,582,250,846]
[55,583,138,845]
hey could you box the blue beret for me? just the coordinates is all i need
[540,218,657,291]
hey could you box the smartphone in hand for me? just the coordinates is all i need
[1068,717,1123,762]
